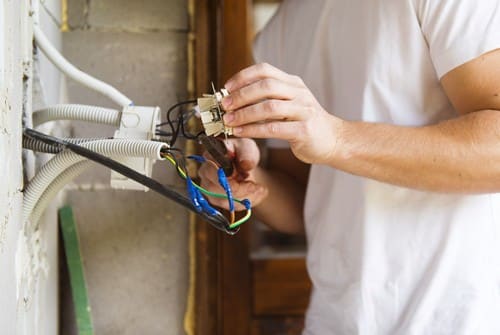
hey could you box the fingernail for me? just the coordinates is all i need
[233,127,242,135]
[222,96,232,109]
[223,113,234,125]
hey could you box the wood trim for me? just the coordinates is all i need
[252,258,311,316]
[194,1,219,335]
[217,2,254,334]
[251,317,305,335]
[218,0,253,84]
[194,1,253,335]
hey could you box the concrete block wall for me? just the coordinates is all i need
[61,1,190,334]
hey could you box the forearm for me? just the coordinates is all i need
[330,109,500,193]
[252,166,306,234]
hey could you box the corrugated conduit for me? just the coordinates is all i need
[23,139,167,225]
[29,160,94,225]
[32,104,121,127]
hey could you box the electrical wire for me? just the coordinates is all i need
[23,136,167,224]
[23,128,238,234]
[162,153,252,229]
[156,99,198,146]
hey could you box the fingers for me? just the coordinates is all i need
[224,63,303,92]
[223,78,304,111]
[199,166,267,211]
[224,100,307,127]
[232,120,303,141]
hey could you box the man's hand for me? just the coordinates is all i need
[222,63,342,165]
[220,50,500,194]
[198,138,268,211]
[198,138,309,234]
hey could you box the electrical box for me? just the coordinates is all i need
[111,105,161,191]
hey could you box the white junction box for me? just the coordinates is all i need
[111,105,161,191]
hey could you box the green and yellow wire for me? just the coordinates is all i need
[162,153,251,229]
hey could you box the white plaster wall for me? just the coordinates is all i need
[0,0,61,334]
[0,1,30,334]
[31,2,63,334]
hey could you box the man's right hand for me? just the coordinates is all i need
[198,138,268,211]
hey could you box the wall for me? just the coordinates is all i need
[0,1,27,334]
[0,0,61,334]
[0,1,190,333]
[61,1,190,334]
[0,0,287,332]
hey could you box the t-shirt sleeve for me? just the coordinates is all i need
[415,0,500,78]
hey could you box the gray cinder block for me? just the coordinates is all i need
[89,0,188,31]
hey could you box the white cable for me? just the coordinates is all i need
[32,104,121,127]
[23,139,167,224]
[33,25,133,107]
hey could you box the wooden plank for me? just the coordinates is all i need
[251,317,305,335]
[253,258,311,316]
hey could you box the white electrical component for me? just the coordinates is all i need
[198,87,233,137]
[111,105,161,191]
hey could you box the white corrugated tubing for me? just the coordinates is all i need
[23,139,167,227]
[32,104,121,127]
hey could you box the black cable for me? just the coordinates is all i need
[156,99,197,146]
[23,128,239,235]
[156,100,203,145]
[155,130,173,137]
[179,112,202,140]
[156,99,197,128]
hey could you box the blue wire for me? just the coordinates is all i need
[241,199,251,210]
[186,176,202,212]
[195,188,219,216]
[187,155,206,163]
[217,168,234,212]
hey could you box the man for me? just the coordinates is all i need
[199,0,500,333]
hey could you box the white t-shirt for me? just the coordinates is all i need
[254,1,500,334]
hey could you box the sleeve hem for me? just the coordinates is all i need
[433,38,500,79]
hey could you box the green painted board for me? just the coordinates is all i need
[59,206,94,335]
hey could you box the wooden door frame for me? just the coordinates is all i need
[193,1,254,335]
